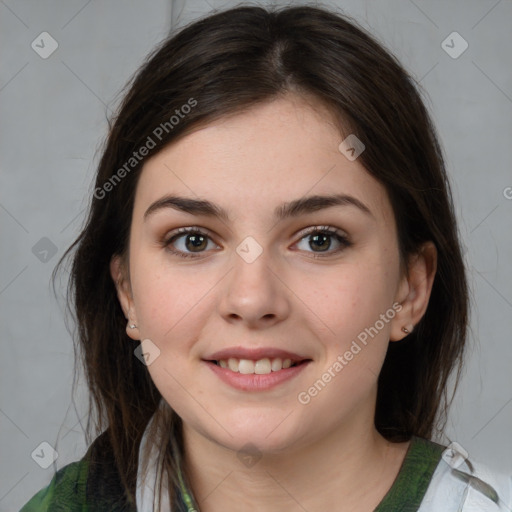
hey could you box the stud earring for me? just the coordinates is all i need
[129,323,137,329]
[402,327,409,334]
[402,324,414,334]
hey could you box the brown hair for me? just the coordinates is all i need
[56,5,468,508]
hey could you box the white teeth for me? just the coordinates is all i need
[228,358,239,372]
[271,358,283,371]
[238,359,255,374]
[217,357,298,374]
[254,358,271,374]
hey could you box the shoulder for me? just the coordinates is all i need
[419,440,512,511]
[19,431,137,512]
[19,459,87,512]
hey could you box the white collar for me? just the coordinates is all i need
[419,441,509,511]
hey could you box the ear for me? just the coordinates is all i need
[110,254,140,340]
[390,241,437,341]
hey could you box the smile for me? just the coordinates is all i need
[203,347,311,391]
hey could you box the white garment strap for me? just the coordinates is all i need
[418,441,511,511]
[136,413,172,512]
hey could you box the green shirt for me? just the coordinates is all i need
[20,434,444,511]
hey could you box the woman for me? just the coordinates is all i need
[20,5,511,511]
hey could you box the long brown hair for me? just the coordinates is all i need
[56,5,468,508]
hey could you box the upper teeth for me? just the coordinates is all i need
[217,357,293,374]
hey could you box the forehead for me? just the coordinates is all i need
[134,96,393,224]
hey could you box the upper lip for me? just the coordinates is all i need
[204,346,310,363]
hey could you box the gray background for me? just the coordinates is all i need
[1,0,511,509]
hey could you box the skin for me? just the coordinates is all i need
[111,94,437,511]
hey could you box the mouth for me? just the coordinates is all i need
[202,347,312,391]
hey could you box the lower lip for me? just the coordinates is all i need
[204,360,310,391]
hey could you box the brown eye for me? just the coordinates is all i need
[294,227,352,257]
[185,233,208,252]
[309,233,331,252]
[164,228,219,259]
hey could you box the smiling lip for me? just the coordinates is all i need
[202,346,311,392]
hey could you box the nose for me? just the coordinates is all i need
[217,248,291,329]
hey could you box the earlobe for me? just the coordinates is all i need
[390,242,437,341]
[110,255,140,340]
[401,324,414,335]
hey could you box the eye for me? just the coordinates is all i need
[162,226,351,259]
[163,227,219,258]
[294,226,352,257]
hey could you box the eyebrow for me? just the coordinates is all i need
[143,193,373,222]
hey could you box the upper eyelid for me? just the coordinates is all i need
[165,226,215,240]
[295,225,347,238]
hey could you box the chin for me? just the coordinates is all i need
[204,413,307,455]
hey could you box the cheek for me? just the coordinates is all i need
[129,253,212,344]
[300,258,397,334]
[293,260,399,416]
[129,257,215,418]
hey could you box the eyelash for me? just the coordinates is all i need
[162,226,352,259]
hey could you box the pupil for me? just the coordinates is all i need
[310,234,330,251]
[186,234,207,251]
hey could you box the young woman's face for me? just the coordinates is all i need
[116,95,414,454]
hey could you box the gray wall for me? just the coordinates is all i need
[1,0,511,509]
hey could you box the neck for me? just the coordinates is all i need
[181,413,410,512]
